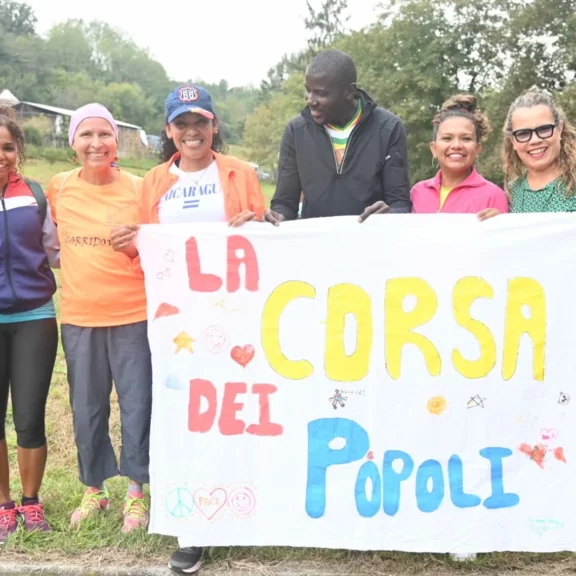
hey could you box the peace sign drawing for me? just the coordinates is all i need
[165,487,195,520]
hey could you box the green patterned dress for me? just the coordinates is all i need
[510,176,576,213]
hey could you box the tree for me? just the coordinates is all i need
[304,0,350,50]
[259,53,309,102]
[336,1,458,183]
[504,0,576,93]
[46,21,94,76]
[84,21,173,111]
[98,82,157,132]
[49,70,104,111]
[244,73,304,176]
[0,0,36,36]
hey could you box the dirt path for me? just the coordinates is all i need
[2,556,576,576]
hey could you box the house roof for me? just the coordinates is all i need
[0,89,19,104]
[21,101,142,130]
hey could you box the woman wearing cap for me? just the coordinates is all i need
[110,85,266,574]
[46,103,152,533]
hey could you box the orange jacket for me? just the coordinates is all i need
[139,152,267,224]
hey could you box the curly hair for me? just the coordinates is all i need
[502,89,576,196]
[432,95,491,143]
[159,118,227,164]
[0,106,26,171]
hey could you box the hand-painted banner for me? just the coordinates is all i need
[138,214,576,553]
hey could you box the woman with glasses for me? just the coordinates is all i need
[479,89,576,219]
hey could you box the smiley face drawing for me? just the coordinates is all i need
[204,326,230,354]
[227,487,256,517]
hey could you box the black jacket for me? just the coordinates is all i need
[270,89,411,220]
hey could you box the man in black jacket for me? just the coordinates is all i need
[265,49,411,223]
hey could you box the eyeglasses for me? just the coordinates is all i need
[511,124,556,143]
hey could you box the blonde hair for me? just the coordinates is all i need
[502,89,576,196]
[432,95,491,142]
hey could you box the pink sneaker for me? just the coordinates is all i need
[122,491,149,533]
[0,503,18,544]
[70,487,109,527]
[19,501,51,533]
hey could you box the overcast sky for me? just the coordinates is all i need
[24,0,382,87]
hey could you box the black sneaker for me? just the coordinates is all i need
[168,547,204,573]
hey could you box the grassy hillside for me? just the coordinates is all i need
[23,158,275,200]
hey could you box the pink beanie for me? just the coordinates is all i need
[68,103,119,146]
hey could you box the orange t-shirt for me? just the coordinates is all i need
[46,168,147,327]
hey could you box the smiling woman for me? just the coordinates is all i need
[479,89,576,219]
[108,85,268,575]
[45,103,153,536]
[410,94,509,215]
[0,106,59,544]
[503,90,576,212]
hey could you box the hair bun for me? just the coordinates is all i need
[432,93,491,141]
[441,94,477,114]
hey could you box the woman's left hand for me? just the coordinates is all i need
[228,210,259,227]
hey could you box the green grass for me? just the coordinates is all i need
[261,182,275,200]
[23,160,76,188]
[23,158,150,187]
[227,144,250,159]
[24,158,273,199]
[4,160,572,572]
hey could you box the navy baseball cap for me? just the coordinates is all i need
[165,85,215,123]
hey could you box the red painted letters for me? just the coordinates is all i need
[227,235,259,292]
[186,238,222,292]
[246,384,283,436]
[188,380,283,437]
[219,382,247,435]
[186,235,259,293]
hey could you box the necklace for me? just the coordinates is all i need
[191,165,211,186]
[178,159,213,186]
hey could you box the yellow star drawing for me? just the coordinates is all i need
[173,331,195,353]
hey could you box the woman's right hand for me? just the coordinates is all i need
[477,208,501,221]
[111,225,139,254]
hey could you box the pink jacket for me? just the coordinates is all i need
[411,168,510,214]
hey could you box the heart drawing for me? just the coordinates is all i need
[540,428,558,441]
[231,344,255,367]
[194,488,227,520]
[156,268,171,280]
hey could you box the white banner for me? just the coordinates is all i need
[138,214,576,553]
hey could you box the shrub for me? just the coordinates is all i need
[23,125,43,147]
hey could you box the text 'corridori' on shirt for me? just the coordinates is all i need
[158,160,226,224]
[46,168,147,328]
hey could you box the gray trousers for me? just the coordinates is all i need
[62,321,152,486]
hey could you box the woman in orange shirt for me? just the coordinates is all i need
[111,85,266,575]
[46,104,151,534]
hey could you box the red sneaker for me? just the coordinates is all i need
[19,501,51,533]
[0,504,18,544]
